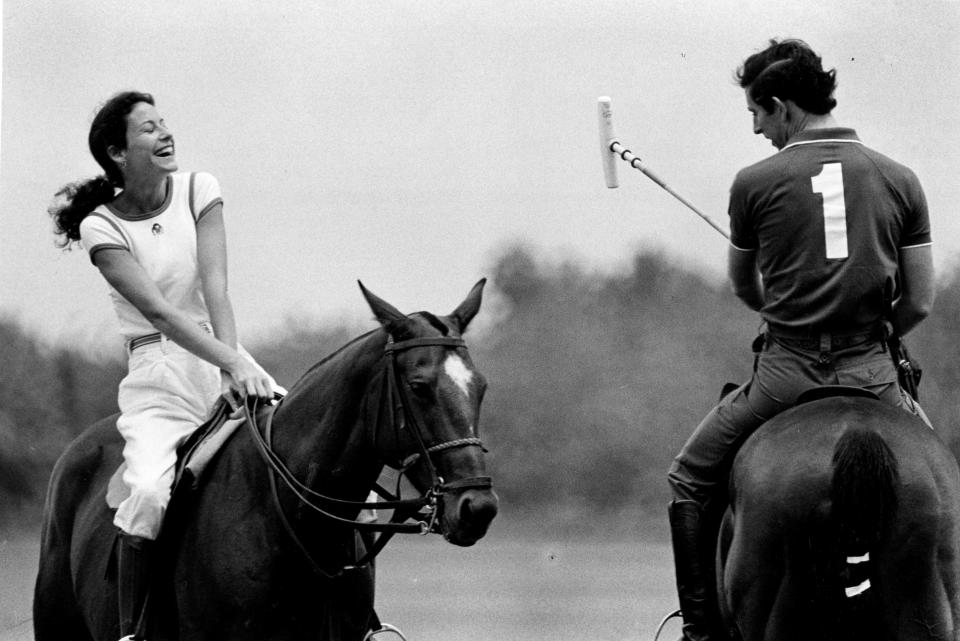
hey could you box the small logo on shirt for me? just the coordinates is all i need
[151,223,163,236]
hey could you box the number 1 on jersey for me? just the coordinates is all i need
[811,162,848,260]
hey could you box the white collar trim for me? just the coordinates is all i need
[781,138,864,152]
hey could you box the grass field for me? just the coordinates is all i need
[2,527,681,641]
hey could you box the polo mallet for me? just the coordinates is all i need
[597,96,729,239]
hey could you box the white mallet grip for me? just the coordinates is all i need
[597,97,619,188]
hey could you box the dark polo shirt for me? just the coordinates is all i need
[728,127,931,332]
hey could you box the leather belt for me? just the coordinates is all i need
[127,321,213,354]
[128,332,162,352]
[766,322,881,352]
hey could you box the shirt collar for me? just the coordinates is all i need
[781,127,861,151]
[105,175,173,221]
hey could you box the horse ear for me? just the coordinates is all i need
[450,278,486,332]
[358,281,407,326]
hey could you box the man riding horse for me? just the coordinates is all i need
[666,38,935,641]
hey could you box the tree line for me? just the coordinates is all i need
[3,246,959,534]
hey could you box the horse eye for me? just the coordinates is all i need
[408,381,431,398]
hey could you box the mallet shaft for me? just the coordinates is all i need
[608,141,730,239]
[598,96,729,240]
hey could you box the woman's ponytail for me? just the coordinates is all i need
[49,176,116,248]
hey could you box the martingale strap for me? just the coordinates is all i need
[245,400,429,532]
[250,400,433,580]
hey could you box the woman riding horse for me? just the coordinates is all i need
[47,90,280,640]
[34,281,498,641]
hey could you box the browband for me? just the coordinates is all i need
[385,337,466,353]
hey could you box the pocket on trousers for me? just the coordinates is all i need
[835,356,897,392]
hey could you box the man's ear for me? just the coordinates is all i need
[773,97,803,123]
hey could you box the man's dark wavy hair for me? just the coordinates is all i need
[737,39,837,115]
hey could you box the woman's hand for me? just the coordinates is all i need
[220,356,274,416]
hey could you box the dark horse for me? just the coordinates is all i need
[34,280,499,641]
[718,391,960,641]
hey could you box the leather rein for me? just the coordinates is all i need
[242,334,491,577]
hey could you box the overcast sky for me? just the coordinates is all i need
[3,0,958,349]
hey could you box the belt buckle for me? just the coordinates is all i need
[816,333,833,368]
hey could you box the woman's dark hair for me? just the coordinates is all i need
[736,39,837,115]
[49,91,154,247]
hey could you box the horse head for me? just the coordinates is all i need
[360,279,499,546]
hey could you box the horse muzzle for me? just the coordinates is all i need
[437,477,498,546]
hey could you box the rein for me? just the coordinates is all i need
[242,333,491,576]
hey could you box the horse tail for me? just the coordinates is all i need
[829,426,899,636]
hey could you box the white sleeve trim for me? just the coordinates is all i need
[81,212,131,251]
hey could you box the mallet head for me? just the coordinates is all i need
[597,96,619,188]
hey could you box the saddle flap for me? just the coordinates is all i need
[106,464,128,508]
[105,405,248,509]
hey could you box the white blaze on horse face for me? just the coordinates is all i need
[443,353,474,404]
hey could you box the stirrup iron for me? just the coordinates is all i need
[364,622,408,640]
[653,609,683,641]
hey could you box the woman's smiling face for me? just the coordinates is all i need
[118,101,178,178]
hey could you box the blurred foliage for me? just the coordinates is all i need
[0,322,124,529]
[4,246,960,534]
[476,245,756,530]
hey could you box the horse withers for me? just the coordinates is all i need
[718,390,960,641]
[34,280,499,641]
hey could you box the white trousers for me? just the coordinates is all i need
[113,335,265,539]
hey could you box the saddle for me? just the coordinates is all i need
[106,400,256,509]
[795,385,881,404]
[719,382,880,406]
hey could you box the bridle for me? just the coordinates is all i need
[242,333,492,577]
[381,336,489,485]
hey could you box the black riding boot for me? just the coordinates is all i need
[117,532,153,640]
[669,499,716,641]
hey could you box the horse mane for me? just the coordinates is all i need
[290,312,452,390]
[295,328,381,381]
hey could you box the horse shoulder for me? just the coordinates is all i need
[173,428,281,607]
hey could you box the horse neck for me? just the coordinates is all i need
[268,330,389,501]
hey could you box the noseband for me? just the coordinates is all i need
[243,333,491,576]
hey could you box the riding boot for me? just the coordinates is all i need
[669,499,716,641]
[117,532,153,641]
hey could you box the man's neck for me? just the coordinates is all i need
[798,112,838,131]
[787,101,839,138]
[785,106,838,141]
